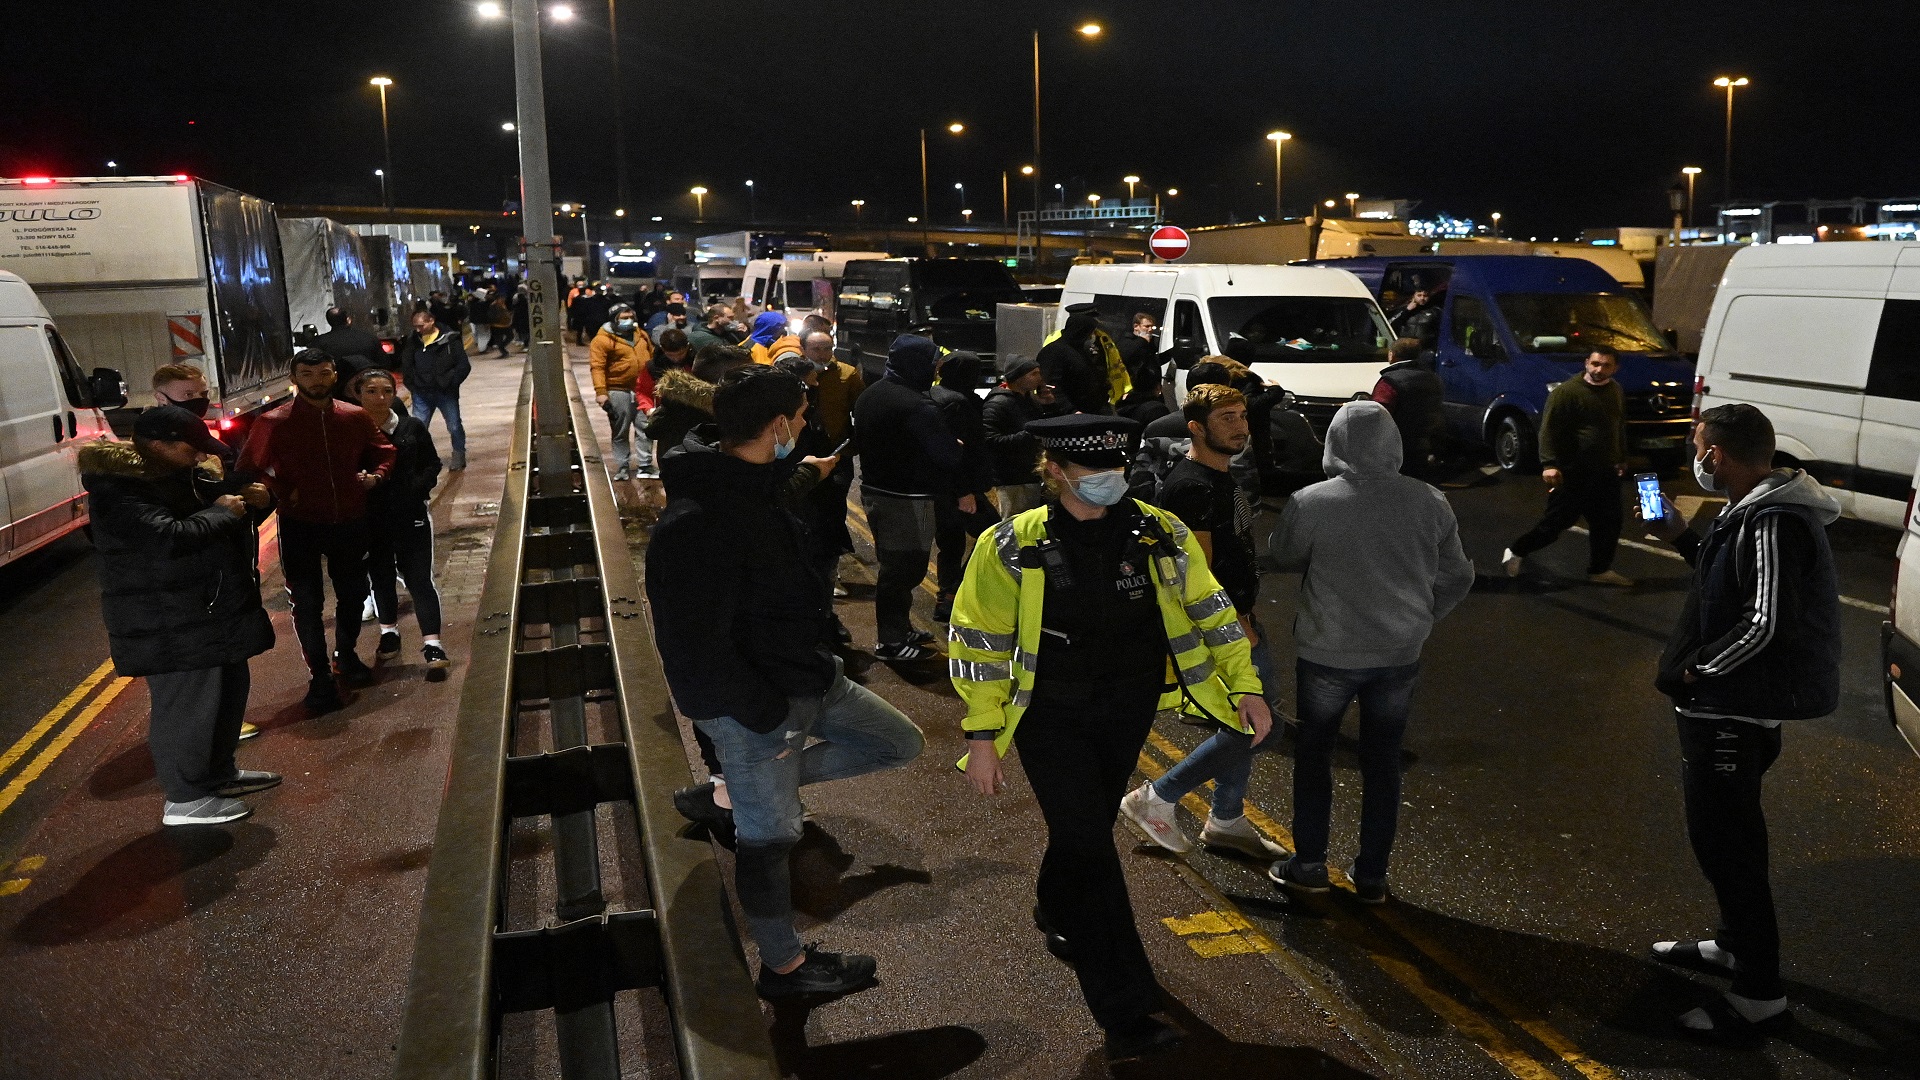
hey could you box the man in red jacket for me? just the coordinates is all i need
[238,349,396,713]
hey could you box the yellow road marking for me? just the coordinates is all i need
[1163,909,1253,936]
[0,879,29,897]
[845,501,944,598]
[12,855,45,873]
[1138,732,1622,1080]
[0,676,133,818]
[0,659,115,779]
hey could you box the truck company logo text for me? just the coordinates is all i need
[5,208,101,221]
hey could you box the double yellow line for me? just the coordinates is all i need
[844,501,944,600]
[1135,730,1620,1080]
[0,659,133,820]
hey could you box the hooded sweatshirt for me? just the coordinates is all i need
[851,335,965,498]
[1268,400,1476,669]
[1656,468,1841,723]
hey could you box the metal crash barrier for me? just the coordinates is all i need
[393,366,777,1079]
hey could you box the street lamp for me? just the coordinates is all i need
[501,121,515,131]
[1713,76,1749,203]
[1346,192,1359,216]
[550,2,573,18]
[948,122,965,135]
[920,122,964,251]
[954,181,967,218]
[1031,23,1102,262]
[374,168,386,205]
[962,208,973,225]
[1265,130,1291,220]
[1123,175,1140,201]
[476,1,501,15]
[1087,193,1101,208]
[1682,165,1703,227]
[369,76,394,208]
[745,178,755,222]
[1491,211,1502,239]
[851,199,865,224]
[689,185,707,221]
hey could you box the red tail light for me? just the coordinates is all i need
[381,340,396,354]
[219,417,236,431]
[1691,375,1706,420]
[20,176,52,185]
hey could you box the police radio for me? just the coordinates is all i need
[1019,539,1074,589]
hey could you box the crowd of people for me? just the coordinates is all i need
[639,305,1838,1060]
[82,276,1840,1060]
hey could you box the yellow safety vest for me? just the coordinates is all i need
[1040,326,1132,406]
[948,500,1260,766]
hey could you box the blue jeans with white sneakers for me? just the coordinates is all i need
[1150,617,1283,820]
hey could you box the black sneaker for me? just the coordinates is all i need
[209,769,283,797]
[904,628,937,648]
[333,652,376,688]
[672,781,735,846]
[1033,905,1073,964]
[1267,856,1331,894]
[422,643,450,682]
[755,945,877,999]
[873,641,935,662]
[303,677,345,715]
[1346,862,1388,904]
[1103,1015,1184,1062]
[376,631,402,661]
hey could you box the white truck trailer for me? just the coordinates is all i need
[0,175,294,435]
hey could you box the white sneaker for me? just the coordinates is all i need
[1120,784,1192,854]
[1501,548,1523,578]
[1589,570,1636,587]
[1201,814,1287,859]
[362,594,378,621]
[162,795,252,826]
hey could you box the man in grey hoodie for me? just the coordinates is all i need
[1266,400,1475,902]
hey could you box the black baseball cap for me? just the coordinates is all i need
[133,404,229,456]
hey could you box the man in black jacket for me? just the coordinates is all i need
[928,351,1000,621]
[649,366,923,1000]
[1037,303,1121,415]
[1370,336,1446,477]
[82,406,279,827]
[1116,310,1168,424]
[852,334,967,659]
[1644,403,1840,1041]
[981,358,1064,517]
[311,307,383,400]
[398,307,472,471]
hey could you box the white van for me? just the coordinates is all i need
[742,252,889,331]
[1693,242,1920,527]
[1881,454,1920,758]
[0,271,126,566]
[1059,263,1394,428]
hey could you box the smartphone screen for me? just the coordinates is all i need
[1636,472,1663,520]
[831,437,852,457]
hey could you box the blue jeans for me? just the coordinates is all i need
[1152,617,1283,819]
[603,390,651,475]
[1290,657,1420,881]
[692,661,924,968]
[411,388,465,455]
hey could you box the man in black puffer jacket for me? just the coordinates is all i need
[980,358,1065,518]
[649,366,923,1001]
[82,406,279,827]
[1645,403,1840,1041]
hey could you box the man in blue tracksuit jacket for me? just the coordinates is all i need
[1644,403,1840,1042]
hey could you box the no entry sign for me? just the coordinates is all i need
[1149,225,1190,260]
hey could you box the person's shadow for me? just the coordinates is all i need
[768,993,988,1080]
[8,824,276,946]
[1096,993,1378,1079]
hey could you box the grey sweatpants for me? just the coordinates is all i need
[146,661,251,803]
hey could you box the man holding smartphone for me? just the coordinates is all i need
[1502,347,1633,585]
[1642,403,1840,1041]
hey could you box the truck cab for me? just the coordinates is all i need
[1323,255,1695,470]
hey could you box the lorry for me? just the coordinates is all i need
[835,258,1027,383]
[279,216,375,345]
[1183,218,1431,265]
[359,233,415,344]
[1318,255,1696,470]
[0,270,126,567]
[0,175,294,437]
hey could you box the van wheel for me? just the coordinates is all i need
[1494,414,1538,472]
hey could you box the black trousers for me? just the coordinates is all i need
[1015,676,1165,1030]
[145,661,250,803]
[369,512,443,636]
[933,497,1000,596]
[1510,469,1622,574]
[1677,713,1784,1000]
[281,517,371,680]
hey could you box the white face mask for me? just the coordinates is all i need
[1692,447,1722,493]
[1069,469,1129,506]
[773,417,797,461]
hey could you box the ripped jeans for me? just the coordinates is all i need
[691,659,924,968]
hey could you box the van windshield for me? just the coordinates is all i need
[1208,296,1392,363]
[1496,293,1668,353]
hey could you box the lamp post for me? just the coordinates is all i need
[1087,193,1101,211]
[374,168,387,205]
[851,199,865,225]
[921,122,963,254]
[1123,175,1140,201]
[1346,192,1359,217]
[369,76,394,208]
[690,186,706,222]
[604,0,629,209]
[1265,130,1291,220]
[1713,76,1749,203]
[962,208,973,226]
[1682,166,1702,227]
[1668,185,1686,246]
[1491,211,1502,239]
[1031,23,1100,267]
[954,181,967,219]
[744,179,755,222]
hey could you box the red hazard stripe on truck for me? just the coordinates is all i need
[168,315,203,357]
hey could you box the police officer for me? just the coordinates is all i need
[1036,303,1130,415]
[947,413,1269,1063]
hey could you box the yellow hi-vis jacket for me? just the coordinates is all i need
[1041,325,1132,407]
[948,500,1261,765]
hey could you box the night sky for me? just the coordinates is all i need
[5,1,1918,239]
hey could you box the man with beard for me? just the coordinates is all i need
[1037,302,1128,415]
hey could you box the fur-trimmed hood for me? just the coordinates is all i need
[654,369,715,414]
[78,440,223,482]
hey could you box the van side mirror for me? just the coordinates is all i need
[1469,335,1504,362]
[89,367,128,410]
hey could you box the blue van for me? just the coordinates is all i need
[1314,255,1696,470]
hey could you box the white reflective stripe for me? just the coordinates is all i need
[1167,630,1201,655]
[1184,590,1233,621]
[950,625,1014,653]
[1180,658,1217,685]
[1203,621,1247,647]
[1009,687,1032,707]
[1169,517,1191,545]
[1013,646,1037,674]
[994,520,1023,578]
[950,659,1011,682]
